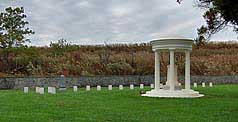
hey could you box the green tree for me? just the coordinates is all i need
[0,7,34,48]
[194,26,207,45]
[0,7,34,73]
[50,38,68,56]
[196,0,238,40]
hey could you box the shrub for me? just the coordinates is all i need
[106,62,134,75]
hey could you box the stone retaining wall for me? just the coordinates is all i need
[0,75,237,89]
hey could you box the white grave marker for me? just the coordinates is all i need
[97,85,101,91]
[209,82,213,87]
[51,87,56,94]
[36,87,40,93]
[24,87,28,93]
[73,86,78,92]
[108,85,112,90]
[39,87,44,94]
[150,84,154,88]
[48,87,52,93]
[202,82,206,87]
[119,85,123,90]
[140,84,144,89]
[86,85,90,91]
[194,83,197,88]
[130,84,134,90]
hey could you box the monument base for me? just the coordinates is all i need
[142,89,204,98]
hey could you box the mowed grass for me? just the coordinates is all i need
[0,85,238,122]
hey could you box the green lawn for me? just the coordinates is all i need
[0,85,238,122]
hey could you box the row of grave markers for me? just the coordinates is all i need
[23,82,213,94]
[193,82,213,87]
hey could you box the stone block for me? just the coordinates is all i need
[51,87,56,94]
[86,85,90,91]
[108,85,112,90]
[48,87,52,93]
[140,84,144,89]
[73,86,78,92]
[194,83,197,87]
[209,82,213,87]
[39,87,44,94]
[36,87,40,93]
[97,85,101,91]
[130,84,134,90]
[119,85,123,90]
[24,87,28,93]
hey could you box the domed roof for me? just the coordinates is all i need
[150,36,194,51]
[156,35,186,40]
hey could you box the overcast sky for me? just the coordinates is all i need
[0,0,237,46]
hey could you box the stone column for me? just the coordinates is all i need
[169,49,175,91]
[185,50,191,90]
[155,50,160,91]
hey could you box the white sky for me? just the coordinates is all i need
[0,0,237,46]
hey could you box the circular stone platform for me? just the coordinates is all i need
[142,89,204,98]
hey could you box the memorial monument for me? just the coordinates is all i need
[142,36,204,98]
[59,75,66,91]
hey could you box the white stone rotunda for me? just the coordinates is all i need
[142,37,204,98]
